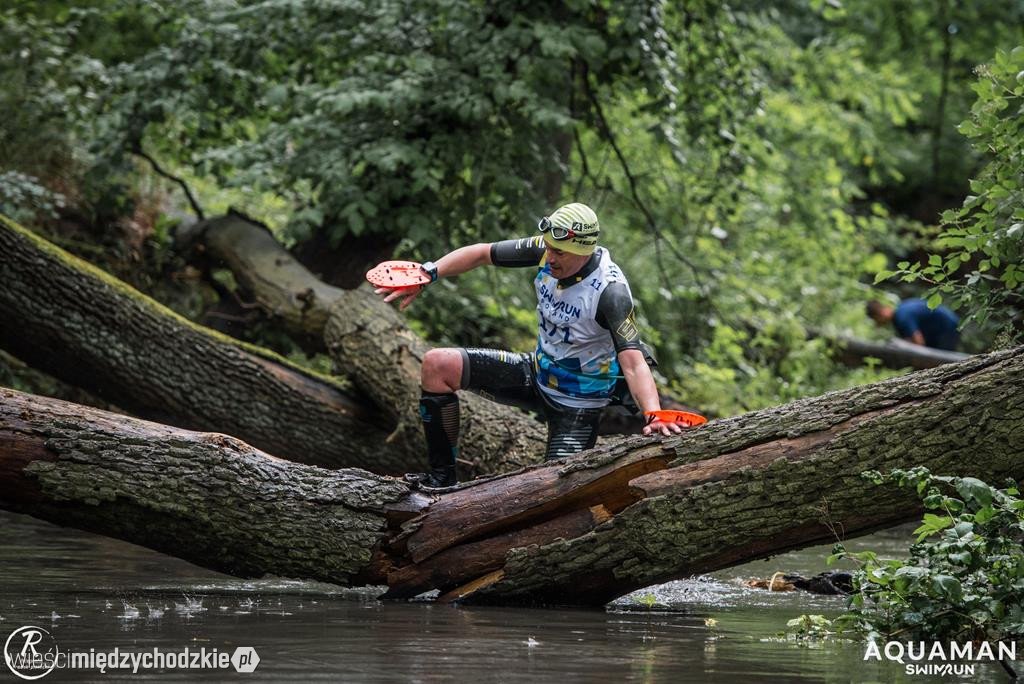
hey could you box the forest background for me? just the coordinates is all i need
[2,0,1022,419]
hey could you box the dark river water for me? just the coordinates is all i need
[0,512,1011,682]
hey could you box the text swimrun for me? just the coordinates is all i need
[864,640,1016,664]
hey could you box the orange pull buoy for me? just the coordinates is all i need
[644,410,707,427]
[366,260,432,289]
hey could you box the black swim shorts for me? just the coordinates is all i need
[458,348,604,461]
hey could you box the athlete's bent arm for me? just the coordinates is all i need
[376,243,493,310]
[618,349,681,437]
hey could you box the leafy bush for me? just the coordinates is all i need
[0,170,65,224]
[827,468,1024,642]
[881,46,1024,338]
[81,0,682,254]
[8,2,1021,419]
[0,9,96,222]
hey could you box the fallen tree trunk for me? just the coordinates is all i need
[0,386,421,583]
[812,329,971,370]
[3,345,1021,606]
[180,212,547,473]
[0,214,401,471]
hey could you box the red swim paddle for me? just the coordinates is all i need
[644,410,707,427]
[366,261,432,290]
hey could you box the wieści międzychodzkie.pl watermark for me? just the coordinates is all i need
[4,625,260,679]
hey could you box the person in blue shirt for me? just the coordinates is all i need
[866,299,960,351]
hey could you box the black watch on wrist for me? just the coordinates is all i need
[420,261,439,283]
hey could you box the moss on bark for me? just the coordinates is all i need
[0,214,401,471]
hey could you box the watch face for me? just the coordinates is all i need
[420,261,438,281]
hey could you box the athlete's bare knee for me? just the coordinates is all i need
[421,348,462,393]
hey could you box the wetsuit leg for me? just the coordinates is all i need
[459,348,537,410]
[461,348,603,461]
[537,393,603,461]
[418,391,460,487]
[412,349,534,488]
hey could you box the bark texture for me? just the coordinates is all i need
[0,215,400,471]
[181,212,547,474]
[0,387,423,583]
[4,346,1022,607]
[455,346,1022,605]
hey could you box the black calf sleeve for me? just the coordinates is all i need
[419,391,460,468]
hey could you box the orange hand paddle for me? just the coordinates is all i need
[366,260,432,289]
[644,410,707,427]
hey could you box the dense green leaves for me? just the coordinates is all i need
[571,5,924,412]
[830,468,1024,641]
[0,9,103,221]
[883,46,1024,338]
[3,1,1023,417]
[79,0,683,253]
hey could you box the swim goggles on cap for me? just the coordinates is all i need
[538,216,585,241]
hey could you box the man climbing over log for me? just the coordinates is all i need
[376,202,686,487]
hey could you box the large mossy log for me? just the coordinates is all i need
[0,386,419,583]
[0,214,402,471]
[180,212,547,474]
[3,346,1021,606]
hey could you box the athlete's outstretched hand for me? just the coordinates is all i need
[374,285,423,311]
[642,418,684,437]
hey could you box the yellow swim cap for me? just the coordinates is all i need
[538,202,600,255]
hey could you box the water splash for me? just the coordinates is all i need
[174,595,207,617]
[118,602,140,620]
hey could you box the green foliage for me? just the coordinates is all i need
[6,1,1023,418]
[671,324,901,415]
[0,171,65,224]
[84,0,679,253]
[0,4,170,236]
[785,614,836,641]
[631,592,661,610]
[565,5,917,413]
[828,468,1024,642]
[788,0,1024,193]
[406,271,537,351]
[882,46,1024,337]
[0,8,101,221]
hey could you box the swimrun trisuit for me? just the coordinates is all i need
[420,235,645,466]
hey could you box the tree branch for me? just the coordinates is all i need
[4,343,1023,606]
[581,70,706,291]
[932,0,953,185]
[131,145,206,220]
[572,127,592,198]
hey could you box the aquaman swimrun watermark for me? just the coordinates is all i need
[4,625,260,679]
[864,639,1017,677]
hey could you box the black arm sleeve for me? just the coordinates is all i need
[490,236,546,267]
[595,282,644,353]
